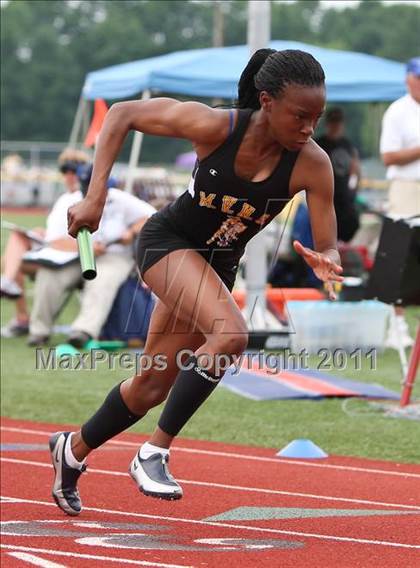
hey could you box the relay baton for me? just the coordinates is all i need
[77,227,97,280]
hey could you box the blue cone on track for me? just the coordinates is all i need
[276,439,328,459]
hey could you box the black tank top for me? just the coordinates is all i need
[160,109,300,258]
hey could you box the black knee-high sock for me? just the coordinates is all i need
[81,382,144,449]
[158,356,222,437]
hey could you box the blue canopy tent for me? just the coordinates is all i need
[71,40,406,191]
[81,40,406,103]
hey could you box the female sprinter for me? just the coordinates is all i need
[49,48,343,516]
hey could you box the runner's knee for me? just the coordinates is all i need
[212,328,248,357]
[129,373,171,411]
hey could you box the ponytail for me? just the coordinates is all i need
[237,48,276,110]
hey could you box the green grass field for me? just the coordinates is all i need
[1,211,419,463]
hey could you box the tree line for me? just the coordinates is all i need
[1,0,419,162]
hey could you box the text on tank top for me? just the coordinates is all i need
[163,109,300,256]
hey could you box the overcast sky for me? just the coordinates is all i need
[2,0,420,9]
[275,0,420,7]
[318,0,420,7]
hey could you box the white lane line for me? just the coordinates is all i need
[2,457,420,511]
[1,496,24,504]
[7,551,67,567]
[1,545,192,568]
[1,495,420,550]
[1,427,51,436]
[2,425,419,479]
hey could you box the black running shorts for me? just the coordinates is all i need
[136,212,240,292]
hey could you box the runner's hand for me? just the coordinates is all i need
[293,240,343,301]
[68,197,105,238]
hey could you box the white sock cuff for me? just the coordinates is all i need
[139,441,170,460]
[65,433,86,470]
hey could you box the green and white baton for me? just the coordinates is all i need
[77,227,97,280]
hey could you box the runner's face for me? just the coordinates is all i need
[261,84,326,151]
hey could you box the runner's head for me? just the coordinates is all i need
[237,49,326,151]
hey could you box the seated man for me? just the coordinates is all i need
[28,164,156,347]
[1,148,90,337]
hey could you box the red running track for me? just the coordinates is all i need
[1,417,420,568]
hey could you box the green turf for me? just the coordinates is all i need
[1,211,419,463]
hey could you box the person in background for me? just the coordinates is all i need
[315,107,361,243]
[379,56,420,349]
[0,148,90,338]
[28,164,156,347]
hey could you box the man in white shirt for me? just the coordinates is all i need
[380,57,420,217]
[379,57,420,349]
[28,165,156,347]
[68,187,156,346]
[1,150,89,337]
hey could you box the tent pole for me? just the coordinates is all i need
[125,90,151,193]
[375,102,385,155]
[68,94,87,148]
[82,99,92,145]
[246,0,271,330]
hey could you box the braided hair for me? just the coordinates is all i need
[237,49,325,110]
